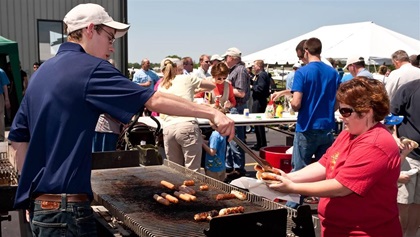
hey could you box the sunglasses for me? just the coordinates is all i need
[216,77,226,81]
[339,107,355,118]
[204,60,211,64]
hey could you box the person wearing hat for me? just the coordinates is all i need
[342,56,373,83]
[209,54,223,71]
[285,63,301,90]
[223,47,251,180]
[7,3,235,236]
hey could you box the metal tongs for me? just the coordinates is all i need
[233,136,278,174]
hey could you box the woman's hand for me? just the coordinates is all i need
[267,174,296,193]
[398,173,410,184]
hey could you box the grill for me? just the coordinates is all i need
[0,148,18,213]
[91,160,320,236]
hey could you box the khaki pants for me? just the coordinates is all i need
[163,121,202,172]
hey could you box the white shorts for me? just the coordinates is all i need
[397,157,420,204]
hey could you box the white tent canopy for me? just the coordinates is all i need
[242,21,420,66]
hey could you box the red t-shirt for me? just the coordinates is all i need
[318,123,402,237]
[213,83,236,107]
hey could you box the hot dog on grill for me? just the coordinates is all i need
[183,180,195,186]
[161,180,176,190]
[174,191,191,202]
[179,191,197,201]
[161,192,178,204]
[153,194,170,206]
[194,210,218,221]
[199,184,209,191]
[231,190,246,200]
[216,193,236,201]
[179,185,196,195]
[219,206,244,216]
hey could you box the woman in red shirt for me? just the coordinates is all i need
[267,77,402,237]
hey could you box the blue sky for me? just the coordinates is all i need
[126,0,420,64]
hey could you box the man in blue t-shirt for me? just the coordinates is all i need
[272,37,341,209]
[7,3,235,236]
[132,58,160,89]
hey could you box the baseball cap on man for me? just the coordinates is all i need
[64,3,130,39]
[344,56,365,69]
[160,58,175,71]
[210,54,223,62]
[222,47,242,58]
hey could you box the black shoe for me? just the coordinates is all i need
[250,145,261,151]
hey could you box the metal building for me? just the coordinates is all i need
[0,0,129,84]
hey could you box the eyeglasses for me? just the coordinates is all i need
[95,25,115,44]
[216,77,226,81]
[338,107,355,118]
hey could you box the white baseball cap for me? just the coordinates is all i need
[64,3,130,39]
[222,47,242,58]
[210,54,223,62]
[292,63,302,68]
[344,56,365,69]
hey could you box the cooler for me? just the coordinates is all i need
[259,146,292,173]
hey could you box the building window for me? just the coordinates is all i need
[38,20,67,62]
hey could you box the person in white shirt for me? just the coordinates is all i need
[385,50,420,101]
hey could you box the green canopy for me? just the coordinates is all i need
[0,35,23,103]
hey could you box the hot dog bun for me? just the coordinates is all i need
[401,138,419,148]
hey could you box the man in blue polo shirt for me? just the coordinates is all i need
[8,3,234,236]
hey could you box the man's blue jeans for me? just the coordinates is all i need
[226,104,246,174]
[30,196,97,237]
[286,129,334,209]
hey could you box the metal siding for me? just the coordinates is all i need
[0,0,127,75]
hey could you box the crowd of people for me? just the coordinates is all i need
[2,2,419,237]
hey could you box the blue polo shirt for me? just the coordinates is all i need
[8,42,154,209]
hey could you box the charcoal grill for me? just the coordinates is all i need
[0,152,18,213]
[91,160,320,236]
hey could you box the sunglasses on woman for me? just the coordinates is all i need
[339,107,354,118]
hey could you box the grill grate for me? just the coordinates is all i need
[0,154,18,186]
[92,160,320,236]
